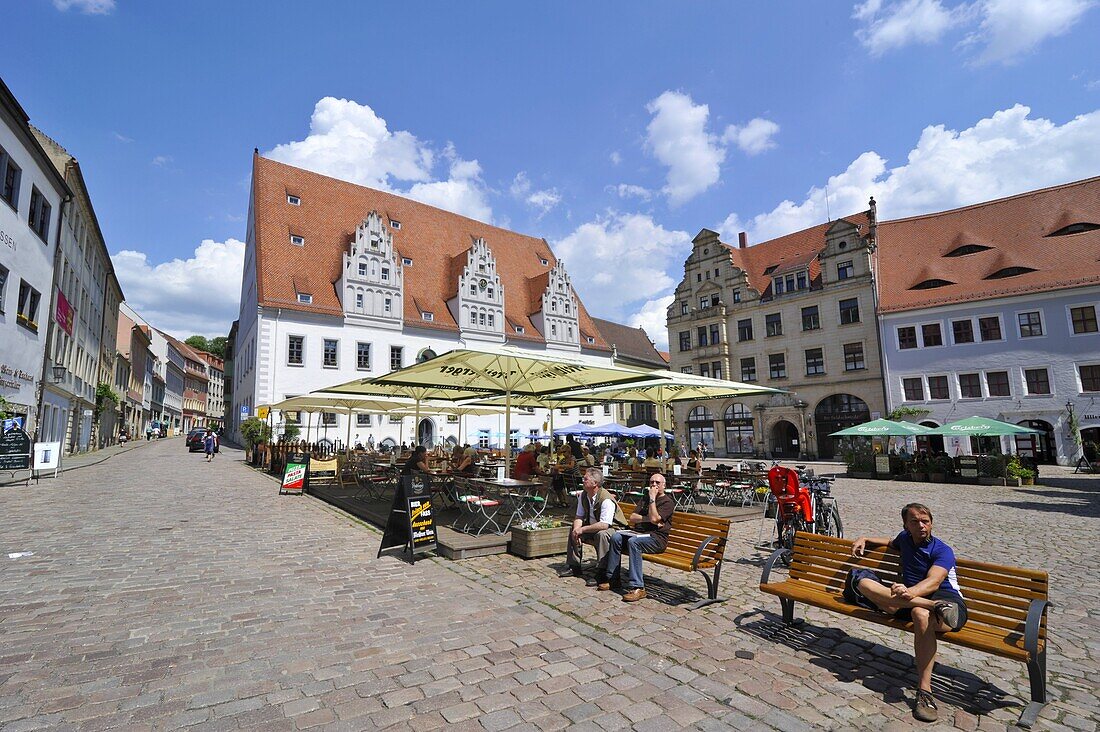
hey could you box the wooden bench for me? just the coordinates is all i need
[619,502,730,609]
[759,532,1052,728]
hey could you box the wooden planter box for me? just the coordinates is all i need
[509,526,569,559]
[928,472,947,483]
[847,471,873,479]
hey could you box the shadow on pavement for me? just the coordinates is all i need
[733,609,1020,717]
[1030,476,1100,492]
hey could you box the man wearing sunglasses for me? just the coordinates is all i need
[598,473,674,602]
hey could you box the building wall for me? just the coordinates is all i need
[882,285,1100,464]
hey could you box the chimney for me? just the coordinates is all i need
[738,232,748,249]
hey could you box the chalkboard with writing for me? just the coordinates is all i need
[0,427,32,471]
[377,475,437,561]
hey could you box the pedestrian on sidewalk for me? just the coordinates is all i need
[203,429,218,462]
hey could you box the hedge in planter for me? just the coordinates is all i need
[509,518,570,559]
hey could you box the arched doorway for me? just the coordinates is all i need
[723,403,755,455]
[417,418,435,448]
[687,406,716,457]
[917,421,945,455]
[771,420,800,458]
[1014,420,1055,464]
[814,394,870,459]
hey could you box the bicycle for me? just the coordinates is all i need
[768,464,844,564]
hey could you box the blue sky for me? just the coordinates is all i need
[5,0,1099,345]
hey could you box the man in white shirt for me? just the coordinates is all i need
[559,468,628,585]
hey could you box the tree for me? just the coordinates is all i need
[239,417,272,449]
[185,335,227,359]
[185,335,210,352]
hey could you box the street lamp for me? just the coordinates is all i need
[51,365,67,383]
[1066,400,1075,415]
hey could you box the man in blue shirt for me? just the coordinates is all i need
[846,503,968,723]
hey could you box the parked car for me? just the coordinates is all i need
[186,429,219,453]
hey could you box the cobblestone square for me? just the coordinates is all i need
[1,440,1096,730]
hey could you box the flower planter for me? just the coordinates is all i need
[978,477,1006,486]
[509,526,569,559]
[1005,477,1022,487]
[1021,476,1035,486]
[928,472,946,483]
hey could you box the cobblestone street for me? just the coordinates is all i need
[1,439,1097,730]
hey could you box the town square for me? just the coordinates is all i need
[2,2,1099,730]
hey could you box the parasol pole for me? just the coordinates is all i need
[345,406,353,455]
[505,390,512,476]
[415,397,421,447]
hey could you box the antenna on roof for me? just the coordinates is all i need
[824,183,832,222]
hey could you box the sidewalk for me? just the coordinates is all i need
[0,435,169,487]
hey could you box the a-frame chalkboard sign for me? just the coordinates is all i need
[0,426,32,486]
[377,474,438,561]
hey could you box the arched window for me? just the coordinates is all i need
[687,406,715,454]
[723,403,754,455]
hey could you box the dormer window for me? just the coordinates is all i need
[515,325,525,334]
[586,336,595,344]
[1047,222,1098,237]
[539,257,548,266]
[389,220,401,229]
[402,257,413,266]
[421,311,433,322]
[478,262,486,272]
[297,293,312,304]
[287,194,301,206]
[290,235,305,246]
[986,266,1037,279]
[946,244,992,257]
[911,279,955,290]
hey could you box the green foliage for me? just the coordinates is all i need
[93,382,120,421]
[888,406,931,420]
[1068,408,1082,446]
[1006,455,1035,480]
[185,335,228,359]
[0,394,8,421]
[239,417,272,448]
[281,424,301,442]
[843,446,875,473]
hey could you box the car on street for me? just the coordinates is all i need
[186,429,219,453]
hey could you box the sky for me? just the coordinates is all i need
[4,0,1099,348]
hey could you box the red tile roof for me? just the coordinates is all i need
[876,176,1100,313]
[252,154,610,350]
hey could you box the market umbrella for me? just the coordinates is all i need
[925,416,1041,437]
[829,418,934,437]
[554,371,784,458]
[267,393,433,452]
[585,422,635,437]
[365,345,656,472]
[553,422,600,436]
[465,391,607,450]
[625,424,675,440]
[387,402,507,448]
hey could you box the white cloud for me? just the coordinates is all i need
[723,118,781,155]
[854,0,959,56]
[609,151,622,166]
[53,0,115,14]
[112,132,133,143]
[151,155,172,167]
[969,0,1094,65]
[628,297,675,351]
[553,213,689,346]
[609,184,653,201]
[853,0,1094,63]
[645,91,726,206]
[111,238,245,339]
[510,171,561,217]
[266,98,494,222]
[718,104,1100,243]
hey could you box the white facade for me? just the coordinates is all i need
[0,82,70,436]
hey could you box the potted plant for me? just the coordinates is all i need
[509,517,569,559]
[844,447,875,479]
[1005,456,1035,487]
[240,417,272,466]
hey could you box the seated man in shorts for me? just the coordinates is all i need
[847,502,968,723]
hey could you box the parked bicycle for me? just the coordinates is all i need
[767,463,844,564]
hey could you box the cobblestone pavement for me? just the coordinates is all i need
[0,441,1096,731]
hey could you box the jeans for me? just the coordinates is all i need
[605,531,663,589]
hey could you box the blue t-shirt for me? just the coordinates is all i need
[890,531,963,600]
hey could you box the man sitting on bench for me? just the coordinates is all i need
[559,468,628,583]
[598,473,674,602]
[847,502,968,723]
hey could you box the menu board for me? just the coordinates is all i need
[280,452,309,494]
[0,427,31,471]
[378,475,437,561]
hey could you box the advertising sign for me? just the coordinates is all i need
[54,290,75,336]
[280,452,309,494]
[874,454,891,475]
[33,442,62,480]
[378,475,438,560]
[0,426,32,472]
[308,457,338,486]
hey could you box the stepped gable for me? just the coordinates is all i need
[877,176,1100,313]
[251,153,610,348]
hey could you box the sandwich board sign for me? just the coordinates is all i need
[0,426,32,485]
[33,442,62,482]
[280,452,309,495]
[377,475,438,561]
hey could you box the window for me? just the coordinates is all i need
[697,326,708,347]
[986,371,1010,397]
[681,366,692,374]
[897,326,917,350]
[837,261,853,280]
[356,342,370,371]
[921,323,943,347]
[603,404,612,415]
[1071,305,1098,334]
[1024,368,1051,395]
[952,319,974,344]
[287,335,304,366]
[0,145,21,209]
[801,306,820,331]
[16,280,40,331]
[323,339,338,368]
[321,412,337,426]
[709,323,720,344]
[1080,365,1100,392]
[699,363,710,378]
[290,235,305,246]
[515,325,525,334]
[384,297,391,314]
[1018,311,1043,337]
[0,264,7,313]
[958,373,982,398]
[539,257,548,266]
[737,319,753,342]
[297,293,312,304]
[772,277,784,295]
[768,354,786,379]
[978,316,1002,341]
[732,289,741,303]
[381,267,389,282]
[28,187,51,241]
[422,312,434,322]
[765,313,782,337]
[354,293,363,309]
[358,262,367,276]
[402,257,413,266]
[679,331,691,351]
[699,296,710,309]
[740,357,756,382]
[902,377,924,401]
[928,375,949,400]
[585,335,595,344]
[710,361,722,379]
[357,414,371,427]
[681,301,689,315]
[843,342,864,371]
[805,348,825,375]
[839,298,860,324]
[287,194,300,206]
[560,408,570,415]
[579,406,593,415]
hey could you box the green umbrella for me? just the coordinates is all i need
[829,418,933,437]
[926,416,1041,436]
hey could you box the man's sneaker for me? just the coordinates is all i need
[913,689,938,722]
[934,601,963,631]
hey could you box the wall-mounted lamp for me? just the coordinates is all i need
[51,365,67,383]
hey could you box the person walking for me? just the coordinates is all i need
[203,429,218,462]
